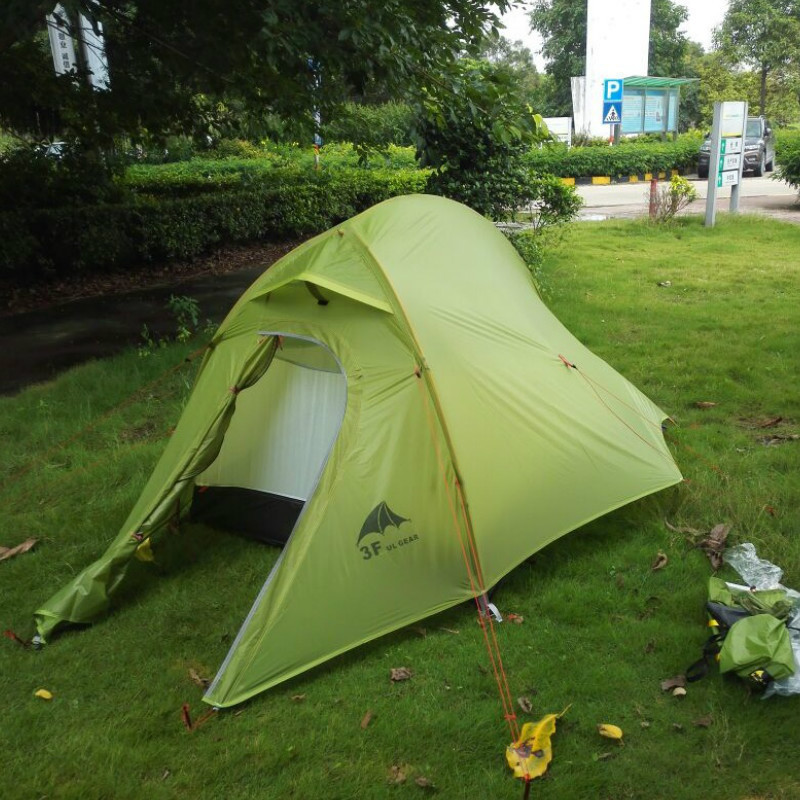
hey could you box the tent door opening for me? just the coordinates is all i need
[191,334,347,546]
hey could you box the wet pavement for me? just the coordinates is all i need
[0,265,264,396]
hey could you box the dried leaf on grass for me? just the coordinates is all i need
[644,639,656,654]
[415,775,435,789]
[360,710,374,730]
[506,613,525,624]
[693,401,717,409]
[390,667,413,682]
[290,694,306,703]
[651,551,668,571]
[660,675,687,692]
[759,434,800,447]
[388,765,408,784]
[699,523,731,570]
[412,626,427,638]
[0,537,38,562]
[439,627,460,635]
[693,714,714,728]
[517,696,533,714]
[188,668,210,688]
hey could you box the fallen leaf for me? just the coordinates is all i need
[693,401,717,409]
[640,721,651,729]
[660,675,686,692]
[597,723,624,741]
[188,668,210,688]
[651,551,668,571]
[439,627,460,635]
[644,639,656,654]
[34,689,53,700]
[388,765,407,784]
[593,752,615,761]
[657,280,672,287]
[672,723,684,732]
[506,613,524,624]
[412,627,427,638]
[757,416,783,428]
[234,709,245,717]
[415,776,435,789]
[760,434,800,446]
[693,714,714,728]
[672,687,687,699]
[360,710,374,730]
[390,667,413,682]
[290,694,306,702]
[698,523,731,571]
[763,505,777,517]
[0,537,38,562]
[161,769,171,781]
[517,696,533,714]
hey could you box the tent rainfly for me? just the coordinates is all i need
[35,195,682,708]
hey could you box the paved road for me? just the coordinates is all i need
[576,173,799,221]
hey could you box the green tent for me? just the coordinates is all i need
[35,195,682,708]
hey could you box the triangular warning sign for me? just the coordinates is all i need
[603,105,620,123]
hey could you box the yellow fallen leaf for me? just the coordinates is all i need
[597,723,624,741]
[135,538,155,562]
[34,689,53,700]
[505,706,570,780]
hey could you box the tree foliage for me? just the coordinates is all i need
[714,0,800,114]
[413,57,549,219]
[0,0,510,144]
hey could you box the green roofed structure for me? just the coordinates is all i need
[35,195,682,708]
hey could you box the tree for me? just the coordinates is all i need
[529,0,691,116]
[479,34,550,113]
[0,0,511,144]
[649,0,689,77]
[715,0,800,114]
[529,0,586,116]
[413,58,548,219]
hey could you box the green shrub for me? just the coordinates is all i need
[775,130,800,191]
[322,102,415,148]
[525,136,700,178]
[210,138,265,160]
[0,168,430,281]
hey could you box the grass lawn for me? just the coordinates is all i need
[2,214,800,800]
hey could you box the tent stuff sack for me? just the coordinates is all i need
[33,195,683,708]
[687,575,797,689]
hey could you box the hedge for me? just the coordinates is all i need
[0,168,430,282]
[774,130,800,191]
[524,136,701,178]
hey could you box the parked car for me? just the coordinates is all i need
[697,116,775,179]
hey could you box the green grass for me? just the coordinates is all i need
[2,215,800,799]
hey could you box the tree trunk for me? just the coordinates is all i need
[760,63,768,115]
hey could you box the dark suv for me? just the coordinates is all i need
[697,116,775,179]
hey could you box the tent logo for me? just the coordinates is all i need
[357,501,418,560]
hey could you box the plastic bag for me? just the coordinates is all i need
[724,543,800,697]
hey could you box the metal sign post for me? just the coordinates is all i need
[705,100,747,227]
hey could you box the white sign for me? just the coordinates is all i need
[722,138,742,155]
[47,5,78,76]
[721,101,747,138]
[720,153,741,172]
[543,117,572,147]
[718,170,739,188]
[78,13,110,90]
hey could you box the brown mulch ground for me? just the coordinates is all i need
[0,239,304,318]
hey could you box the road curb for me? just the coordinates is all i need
[564,169,682,187]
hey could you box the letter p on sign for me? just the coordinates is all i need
[604,79,623,103]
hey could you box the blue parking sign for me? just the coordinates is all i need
[604,79,624,103]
